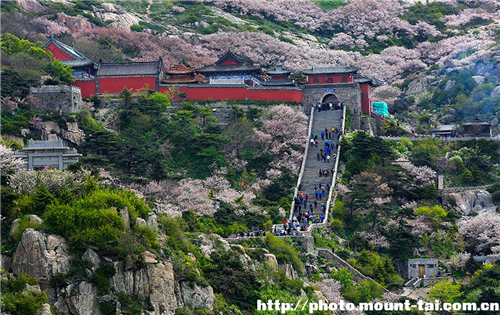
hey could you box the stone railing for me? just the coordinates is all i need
[30,85,81,93]
[379,136,499,142]
[289,107,315,222]
[441,184,494,193]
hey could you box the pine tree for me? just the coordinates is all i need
[32,183,54,214]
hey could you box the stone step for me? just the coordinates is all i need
[294,109,343,217]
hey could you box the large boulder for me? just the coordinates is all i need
[65,281,101,315]
[56,12,93,32]
[263,253,279,271]
[61,122,85,145]
[81,248,101,272]
[11,229,71,282]
[39,303,53,315]
[280,263,298,280]
[179,282,215,310]
[1,254,12,272]
[406,75,431,96]
[119,207,130,229]
[447,190,496,215]
[491,86,500,97]
[147,212,159,232]
[472,76,485,85]
[110,261,176,315]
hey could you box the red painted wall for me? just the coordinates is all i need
[271,75,288,80]
[161,86,303,103]
[71,80,96,98]
[360,83,372,114]
[220,60,238,65]
[45,43,75,61]
[99,77,157,94]
[247,89,302,102]
[307,75,353,84]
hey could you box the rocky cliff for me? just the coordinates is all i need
[2,227,291,315]
[445,189,497,215]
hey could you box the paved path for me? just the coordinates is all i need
[293,108,343,217]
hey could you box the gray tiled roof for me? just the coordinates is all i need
[463,115,492,125]
[266,65,291,75]
[354,75,383,86]
[261,79,295,86]
[197,64,260,73]
[97,60,162,76]
[303,66,358,75]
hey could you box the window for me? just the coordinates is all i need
[427,264,434,268]
[313,78,319,83]
[341,76,348,82]
[327,77,333,83]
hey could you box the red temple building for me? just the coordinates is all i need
[43,37,98,96]
[96,59,164,94]
[262,65,294,86]
[44,38,380,129]
[196,50,262,86]
[303,66,357,84]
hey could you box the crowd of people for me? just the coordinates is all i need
[313,102,344,112]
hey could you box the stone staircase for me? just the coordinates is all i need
[293,109,343,218]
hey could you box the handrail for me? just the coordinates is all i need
[289,106,315,222]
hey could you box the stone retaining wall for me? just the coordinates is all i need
[29,86,82,113]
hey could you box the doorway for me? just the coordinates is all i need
[322,94,338,104]
[418,265,425,278]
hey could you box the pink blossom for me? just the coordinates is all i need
[358,231,390,249]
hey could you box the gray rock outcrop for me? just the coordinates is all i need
[472,76,485,85]
[280,263,298,280]
[12,229,71,282]
[147,212,159,232]
[56,12,93,32]
[119,207,130,229]
[446,190,496,215]
[63,281,101,315]
[406,75,431,96]
[39,303,53,315]
[491,86,500,97]
[110,261,177,315]
[81,248,101,272]
[179,282,215,310]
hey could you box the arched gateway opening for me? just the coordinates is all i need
[322,93,338,104]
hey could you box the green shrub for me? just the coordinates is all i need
[1,274,48,315]
[130,24,145,32]
[492,191,500,204]
[343,279,384,304]
[203,251,260,311]
[159,215,191,252]
[44,187,134,250]
[91,265,116,296]
[117,291,143,315]
[265,234,303,275]
[330,218,345,232]
[328,268,354,289]
[133,225,160,251]
[11,215,41,242]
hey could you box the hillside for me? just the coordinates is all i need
[2,1,500,315]
[2,0,500,132]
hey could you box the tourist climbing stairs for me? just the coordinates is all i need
[292,108,344,221]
